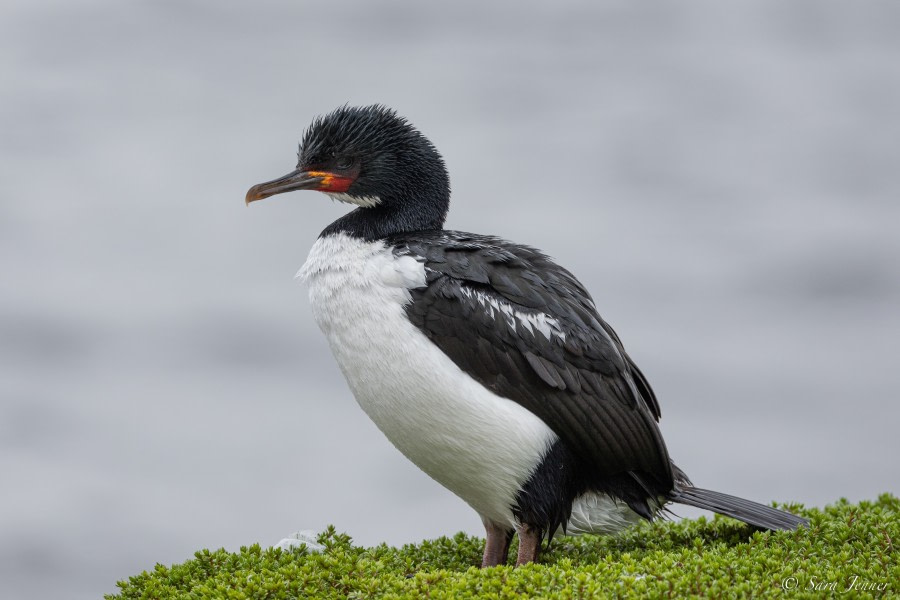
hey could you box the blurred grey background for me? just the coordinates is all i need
[2,0,898,598]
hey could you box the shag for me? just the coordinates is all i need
[246,105,806,566]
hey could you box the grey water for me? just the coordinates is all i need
[1,1,898,598]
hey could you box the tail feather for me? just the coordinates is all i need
[668,486,808,531]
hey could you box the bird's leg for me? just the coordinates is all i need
[515,523,542,566]
[481,520,514,567]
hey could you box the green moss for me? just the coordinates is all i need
[109,495,898,599]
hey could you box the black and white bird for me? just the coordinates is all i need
[246,105,806,567]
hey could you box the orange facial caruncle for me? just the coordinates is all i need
[307,171,355,193]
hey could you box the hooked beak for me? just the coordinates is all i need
[245,169,326,205]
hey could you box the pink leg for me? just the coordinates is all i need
[481,520,514,567]
[515,523,542,566]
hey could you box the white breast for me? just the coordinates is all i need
[297,233,557,527]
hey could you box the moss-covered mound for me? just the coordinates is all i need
[109,495,897,599]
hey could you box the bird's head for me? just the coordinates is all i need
[246,105,450,234]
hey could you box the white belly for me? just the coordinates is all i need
[298,234,557,527]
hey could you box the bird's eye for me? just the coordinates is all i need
[334,156,354,170]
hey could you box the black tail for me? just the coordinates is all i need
[668,486,808,531]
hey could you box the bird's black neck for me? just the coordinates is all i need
[317,130,451,241]
[320,190,449,241]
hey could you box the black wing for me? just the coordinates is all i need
[388,231,674,497]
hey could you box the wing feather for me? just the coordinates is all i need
[390,231,673,492]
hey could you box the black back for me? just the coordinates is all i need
[386,230,674,527]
